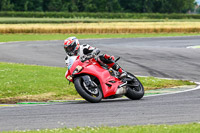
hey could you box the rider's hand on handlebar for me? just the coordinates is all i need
[87,54,95,59]
[80,55,87,62]
[80,54,95,62]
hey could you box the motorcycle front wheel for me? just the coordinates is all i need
[74,76,103,103]
[125,72,144,100]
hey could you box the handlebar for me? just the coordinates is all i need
[115,57,120,62]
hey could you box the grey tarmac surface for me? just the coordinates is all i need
[0,36,200,81]
[0,88,200,131]
[0,36,200,131]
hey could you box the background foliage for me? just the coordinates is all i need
[0,0,197,13]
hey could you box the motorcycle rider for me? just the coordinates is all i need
[64,36,127,79]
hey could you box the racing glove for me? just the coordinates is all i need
[80,54,95,62]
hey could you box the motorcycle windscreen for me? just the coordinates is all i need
[68,56,78,70]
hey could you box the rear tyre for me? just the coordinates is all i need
[74,76,102,103]
[125,72,144,100]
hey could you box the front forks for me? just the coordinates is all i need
[82,75,97,88]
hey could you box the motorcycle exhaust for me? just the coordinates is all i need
[116,86,127,95]
[116,82,127,95]
[118,81,127,88]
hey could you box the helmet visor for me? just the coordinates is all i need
[64,44,76,53]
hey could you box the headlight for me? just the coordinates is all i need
[72,66,83,76]
[67,75,72,80]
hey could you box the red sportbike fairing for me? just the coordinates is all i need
[65,55,144,103]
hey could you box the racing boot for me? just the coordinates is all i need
[112,63,127,79]
[119,69,127,79]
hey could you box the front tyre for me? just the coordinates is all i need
[125,72,144,100]
[74,76,102,103]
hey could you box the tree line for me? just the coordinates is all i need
[0,0,197,13]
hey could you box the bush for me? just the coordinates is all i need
[1,11,200,19]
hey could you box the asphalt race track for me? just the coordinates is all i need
[0,36,200,81]
[0,36,200,131]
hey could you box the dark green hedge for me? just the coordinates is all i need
[0,12,200,19]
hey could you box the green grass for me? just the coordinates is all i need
[0,62,195,103]
[1,17,200,24]
[190,45,200,49]
[0,62,77,103]
[3,123,200,133]
[1,33,200,42]
[137,76,195,90]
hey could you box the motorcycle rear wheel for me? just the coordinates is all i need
[125,72,144,100]
[74,76,103,103]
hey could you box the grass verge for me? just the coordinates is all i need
[3,123,200,133]
[1,11,200,19]
[0,62,195,103]
[1,17,200,24]
[1,33,200,42]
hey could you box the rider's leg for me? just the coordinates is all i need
[98,54,127,78]
[111,62,127,79]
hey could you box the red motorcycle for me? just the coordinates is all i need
[65,55,144,103]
